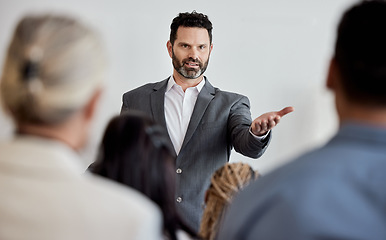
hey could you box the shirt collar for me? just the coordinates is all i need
[166,75,206,93]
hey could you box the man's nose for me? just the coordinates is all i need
[188,47,199,60]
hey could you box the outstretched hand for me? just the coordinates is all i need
[251,106,294,136]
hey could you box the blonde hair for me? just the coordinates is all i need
[0,15,106,125]
[199,162,260,240]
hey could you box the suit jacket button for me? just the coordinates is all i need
[176,168,182,174]
[176,197,182,203]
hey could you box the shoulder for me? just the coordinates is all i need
[216,149,334,239]
[124,82,157,95]
[206,82,249,105]
[215,88,247,100]
[79,173,163,238]
[123,78,168,97]
[245,146,351,198]
[220,143,386,239]
[222,147,340,219]
[81,173,161,220]
[231,142,382,213]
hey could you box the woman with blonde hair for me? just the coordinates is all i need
[0,15,161,240]
[199,162,259,240]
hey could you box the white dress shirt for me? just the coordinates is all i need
[165,76,205,154]
[164,76,268,155]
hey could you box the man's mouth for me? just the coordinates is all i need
[185,62,199,68]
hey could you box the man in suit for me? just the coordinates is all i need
[121,11,293,232]
[217,1,386,239]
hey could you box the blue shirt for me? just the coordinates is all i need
[217,122,386,240]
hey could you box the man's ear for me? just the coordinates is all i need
[167,41,173,58]
[83,88,102,122]
[327,57,338,90]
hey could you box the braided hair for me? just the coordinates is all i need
[199,162,259,240]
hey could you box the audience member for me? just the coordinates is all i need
[217,1,386,239]
[90,112,198,240]
[0,15,161,240]
[199,162,259,240]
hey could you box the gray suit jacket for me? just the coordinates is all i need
[217,123,386,240]
[121,77,271,232]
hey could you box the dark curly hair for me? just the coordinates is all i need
[169,10,213,45]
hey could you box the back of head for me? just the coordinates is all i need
[334,0,386,106]
[0,15,105,125]
[92,112,175,200]
[170,11,213,45]
[200,162,259,240]
[91,112,194,240]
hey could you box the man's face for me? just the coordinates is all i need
[168,27,213,79]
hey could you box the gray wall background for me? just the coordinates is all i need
[0,0,356,174]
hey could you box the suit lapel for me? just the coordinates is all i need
[150,78,177,156]
[180,78,215,151]
[150,78,168,128]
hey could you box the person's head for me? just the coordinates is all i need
[90,112,195,240]
[0,15,105,148]
[328,0,386,112]
[91,112,175,199]
[167,11,213,80]
[169,11,213,46]
[199,162,259,240]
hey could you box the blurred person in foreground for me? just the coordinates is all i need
[217,1,386,239]
[0,15,161,240]
[89,112,199,240]
[199,162,259,240]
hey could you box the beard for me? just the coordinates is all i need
[172,50,209,79]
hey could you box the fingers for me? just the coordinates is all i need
[253,118,275,135]
[253,121,262,134]
[252,122,267,136]
[266,116,279,130]
[260,120,268,132]
[277,106,295,117]
[269,116,279,128]
[252,106,294,136]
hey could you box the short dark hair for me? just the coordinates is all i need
[169,11,213,45]
[334,0,386,106]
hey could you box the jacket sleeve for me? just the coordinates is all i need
[228,95,271,159]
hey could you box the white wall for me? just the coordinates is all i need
[0,0,356,174]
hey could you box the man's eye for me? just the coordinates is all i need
[199,45,206,49]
